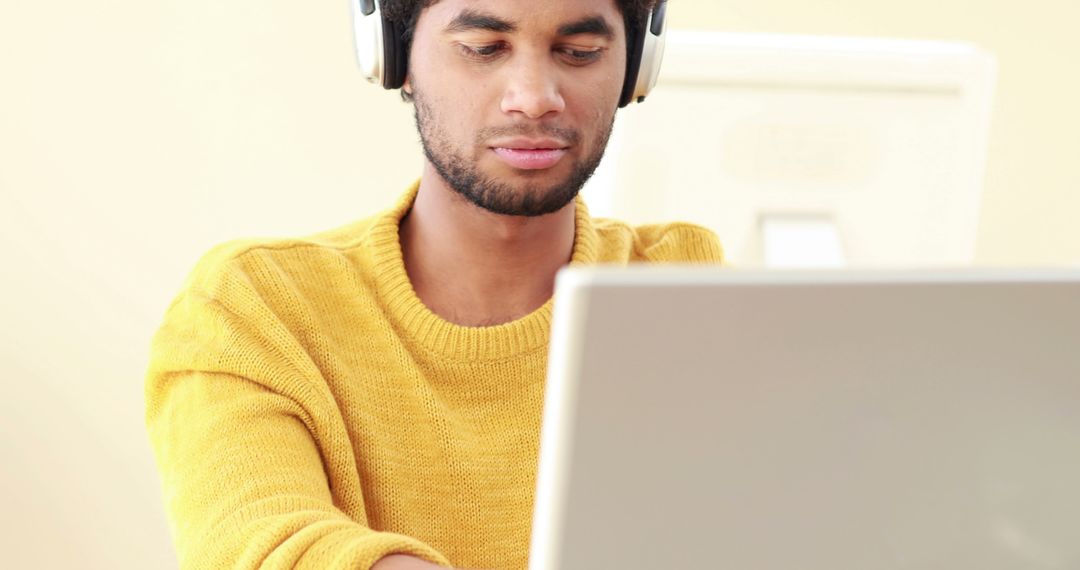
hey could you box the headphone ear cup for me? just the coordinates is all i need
[619,0,668,107]
[351,0,408,90]
[351,0,384,85]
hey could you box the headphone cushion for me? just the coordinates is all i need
[619,20,648,107]
[382,16,407,89]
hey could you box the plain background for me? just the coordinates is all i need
[2,0,1078,567]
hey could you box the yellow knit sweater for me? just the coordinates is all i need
[145,183,723,570]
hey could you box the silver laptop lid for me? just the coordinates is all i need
[532,268,1080,570]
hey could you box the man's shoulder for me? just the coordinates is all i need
[590,217,725,264]
[182,212,387,298]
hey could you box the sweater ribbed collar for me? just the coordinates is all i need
[367,181,599,362]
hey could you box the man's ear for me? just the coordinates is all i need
[400,75,415,102]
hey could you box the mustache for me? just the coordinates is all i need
[476,124,582,146]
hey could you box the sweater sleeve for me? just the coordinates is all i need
[145,246,450,570]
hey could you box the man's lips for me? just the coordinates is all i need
[489,137,570,170]
[491,147,568,170]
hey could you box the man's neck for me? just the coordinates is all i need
[399,167,577,327]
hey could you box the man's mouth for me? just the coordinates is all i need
[488,137,570,170]
[491,147,568,170]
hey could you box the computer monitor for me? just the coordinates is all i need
[582,31,997,268]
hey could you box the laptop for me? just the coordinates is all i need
[530,267,1080,570]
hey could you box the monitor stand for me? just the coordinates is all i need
[759,212,848,268]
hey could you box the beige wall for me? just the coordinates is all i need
[1,0,1077,567]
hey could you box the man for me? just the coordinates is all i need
[145,0,722,569]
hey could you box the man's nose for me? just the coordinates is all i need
[500,55,567,120]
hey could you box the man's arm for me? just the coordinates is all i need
[145,250,451,569]
[374,555,454,570]
[148,368,448,569]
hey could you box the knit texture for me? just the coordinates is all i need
[145,182,723,570]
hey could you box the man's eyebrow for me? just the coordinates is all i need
[557,16,616,40]
[444,9,517,34]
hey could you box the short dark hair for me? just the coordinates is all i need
[382,0,657,100]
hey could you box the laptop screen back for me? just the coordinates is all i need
[531,268,1080,570]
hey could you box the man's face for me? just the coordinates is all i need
[406,0,628,217]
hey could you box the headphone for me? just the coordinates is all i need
[350,0,668,108]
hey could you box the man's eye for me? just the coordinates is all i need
[559,47,604,65]
[459,43,506,61]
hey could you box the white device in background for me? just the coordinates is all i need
[583,32,997,268]
[531,266,1080,570]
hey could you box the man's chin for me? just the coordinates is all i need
[457,177,581,218]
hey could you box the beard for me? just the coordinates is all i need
[412,89,614,217]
